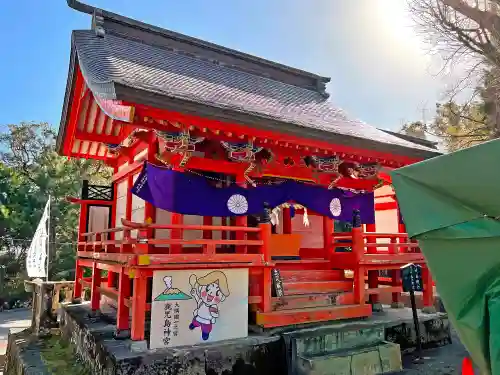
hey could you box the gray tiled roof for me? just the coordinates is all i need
[73,30,438,154]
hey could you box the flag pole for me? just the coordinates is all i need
[46,195,51,282]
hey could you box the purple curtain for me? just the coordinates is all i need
[132,163,376,224]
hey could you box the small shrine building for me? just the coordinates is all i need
[58,1,440,348]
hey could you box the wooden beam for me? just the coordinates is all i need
[255,304,372,328]
[131,104,420,166]
[75,130,122,144]
[63,68,85,156]
[112,160,144,182]
[283,280,353,295]
[375,201,398,211]
[70,152,114,162]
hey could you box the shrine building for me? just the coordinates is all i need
[58,0,440,347]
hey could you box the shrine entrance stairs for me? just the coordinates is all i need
[254,260,371,328]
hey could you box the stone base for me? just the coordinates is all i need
[58,303,451,375]
[4,328,51,375]
[422,306,437,314]
[59,304,285,375]
[391,302,405,309]
[297,342,402,375]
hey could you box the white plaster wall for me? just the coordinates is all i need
[130,173,145,238]
[88,206,110,241]
[115,179,128,240]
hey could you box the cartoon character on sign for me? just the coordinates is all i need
[188,271,230,340]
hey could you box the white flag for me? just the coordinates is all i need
[26,199,50,278]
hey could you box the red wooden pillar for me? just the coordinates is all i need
[283,208,292,234]
[389,237,401,305]
[144,136,158,253]
[75,201,88,299]
[323,217,333,259]
[107,179,118,287]
[170,213,183,254]
[203,216,213,239]
[170,166,184,254]
[221,217,227,240]
[74,259,84,299]
[365,223,379,304]
[352,225,366,305]
[422,266,434,308]
[259,221,272,313]
[392,208,406,306]
[107,272,115,288]
[90,262,102,311]
[117,268,130,331]
[235,174,248,253]
[78,203,88,241]
[143,204,155,254]
[131,270,148,341]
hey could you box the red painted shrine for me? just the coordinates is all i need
[58,2,441,343]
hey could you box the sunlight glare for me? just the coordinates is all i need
[371,0,429,63]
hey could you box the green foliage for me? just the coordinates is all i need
[0,121,111,291]
[431,101,491,152]
[400,75,497,153]
[40,334,91,375]
[400,121,427,140]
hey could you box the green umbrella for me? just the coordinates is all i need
[391,139,500,375]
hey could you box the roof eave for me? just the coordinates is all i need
[66,0,329,85]
[113,83,441,161]
[56,44,79,156]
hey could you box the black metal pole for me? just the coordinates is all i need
[410,289,422,356]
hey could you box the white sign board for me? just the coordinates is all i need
[150,268,248,349]
[26,199,50,278]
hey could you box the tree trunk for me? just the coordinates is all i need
[441,0,500,33]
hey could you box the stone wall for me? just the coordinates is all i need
[4,329,51,375]
[60,305,286,375]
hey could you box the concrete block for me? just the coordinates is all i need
[297,342,401,375]
[391,302,405,309]
[422,306,437,314]
[350,349,382,374]
[378,342,402,373]
[295,326,385,357]
[298,354,351,375]
[129,340,148,352]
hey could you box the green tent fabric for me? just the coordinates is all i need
[391,139,500,375]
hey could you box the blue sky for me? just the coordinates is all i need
[0,0,449,133]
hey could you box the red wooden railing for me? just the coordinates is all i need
[74,219,273,340]
[331,228,433,308]
[74,219,435,339]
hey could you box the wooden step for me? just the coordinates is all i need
[284,280,353,295]
[272,292,345,311]
[272,259,331,270]
[360,253,425,266]
[256,304,372,328]
[279,269,345,283]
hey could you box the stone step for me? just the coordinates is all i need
[272,292,346,310]
[283,280,353,295]
[297,341,402,375]
[255,304,371,328]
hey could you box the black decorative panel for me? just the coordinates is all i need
[81,180,114,201]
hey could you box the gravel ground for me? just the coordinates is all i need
[400,328,473,374]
